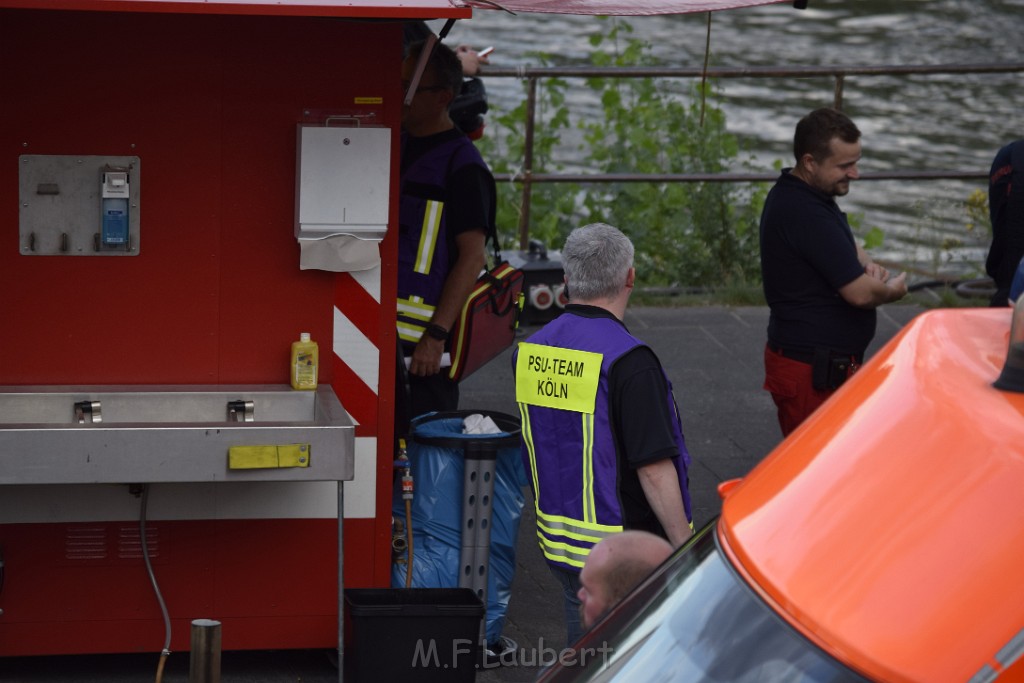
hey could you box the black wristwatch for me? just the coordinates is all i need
[424,323,449,341]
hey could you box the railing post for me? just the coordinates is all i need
[833,73,845,110]
[518,75,538,251]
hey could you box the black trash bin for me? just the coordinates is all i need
[344,587,484,683]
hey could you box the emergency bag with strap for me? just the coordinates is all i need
[447,240,524,382]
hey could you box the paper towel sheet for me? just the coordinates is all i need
[299,235,380,272]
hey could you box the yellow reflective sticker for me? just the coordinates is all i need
[516,342,602,414]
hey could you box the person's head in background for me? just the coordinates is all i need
[577,530,674,630]
[791,107,862,198]
[561,223,636,318]
[401,40,463,136]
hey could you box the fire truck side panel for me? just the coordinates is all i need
[0,8,402,654]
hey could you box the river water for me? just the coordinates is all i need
[428,0,1024,277]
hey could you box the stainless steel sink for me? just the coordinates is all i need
[0,385,354,484]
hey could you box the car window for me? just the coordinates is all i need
[540,523,872,683]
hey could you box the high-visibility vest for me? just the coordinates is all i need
[514,312,692,572]
[397,132,491,347]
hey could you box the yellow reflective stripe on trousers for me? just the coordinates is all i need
[415,199,443,274]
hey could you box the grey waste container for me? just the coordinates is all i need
[394,410,523,653]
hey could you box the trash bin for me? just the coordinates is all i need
[391,410,525,652]
[344,587,483,683]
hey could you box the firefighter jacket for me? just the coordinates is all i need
[397,131,491,346]
[514,311,692,573]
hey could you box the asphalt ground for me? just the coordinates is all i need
[0,303,926,683]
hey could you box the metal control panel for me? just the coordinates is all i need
[19,154,141,256]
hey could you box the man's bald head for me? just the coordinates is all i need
[577,531,674,630]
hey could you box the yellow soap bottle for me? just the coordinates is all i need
[290,332,319,390]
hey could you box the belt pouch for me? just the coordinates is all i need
[827,356,853,390]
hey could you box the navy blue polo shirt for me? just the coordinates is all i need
[759,169,875,356]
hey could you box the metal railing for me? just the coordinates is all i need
[478,61,1024,249]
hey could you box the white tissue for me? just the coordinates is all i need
[298,234,380,272]
[463,414,502,434]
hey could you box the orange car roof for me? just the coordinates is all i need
[719,308,1024,683]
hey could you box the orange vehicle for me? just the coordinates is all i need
[540,305,1024,682]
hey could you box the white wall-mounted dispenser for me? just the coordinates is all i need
[294,124,391,272]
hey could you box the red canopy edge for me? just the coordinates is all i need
[457,0,789,15]
[0,0,470,19]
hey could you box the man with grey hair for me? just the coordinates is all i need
[513,223,693,646]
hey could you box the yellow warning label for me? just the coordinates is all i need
[228,444,311,469]
[515,342,602,414]
[355,97,383,104]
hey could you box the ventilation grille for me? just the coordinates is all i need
[64,525,160,562]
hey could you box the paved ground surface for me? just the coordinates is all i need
[0,303,925,682]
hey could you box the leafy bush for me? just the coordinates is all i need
[478,18,769,288]
[477,65,581,251]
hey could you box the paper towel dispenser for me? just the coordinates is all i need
[294,125,391,243]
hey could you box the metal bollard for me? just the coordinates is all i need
[189,619,222,683]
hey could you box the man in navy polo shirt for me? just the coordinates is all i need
[760,108,907,437]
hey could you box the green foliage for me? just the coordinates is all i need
[475,58,580,253]
[892,193,989,278]
[964,188,990,237]
[477,18,768,288]
[861,226,885,250]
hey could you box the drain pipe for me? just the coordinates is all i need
[139,484,173,682]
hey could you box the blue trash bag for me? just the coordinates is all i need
[391,413,527,646]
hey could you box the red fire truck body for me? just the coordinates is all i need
[0,0,468,656]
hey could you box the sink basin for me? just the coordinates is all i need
[0,385,355,484]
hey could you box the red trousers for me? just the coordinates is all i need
[763,344,836,437]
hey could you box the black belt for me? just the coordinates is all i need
[768,343,862,366]
[767,343,815,364]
